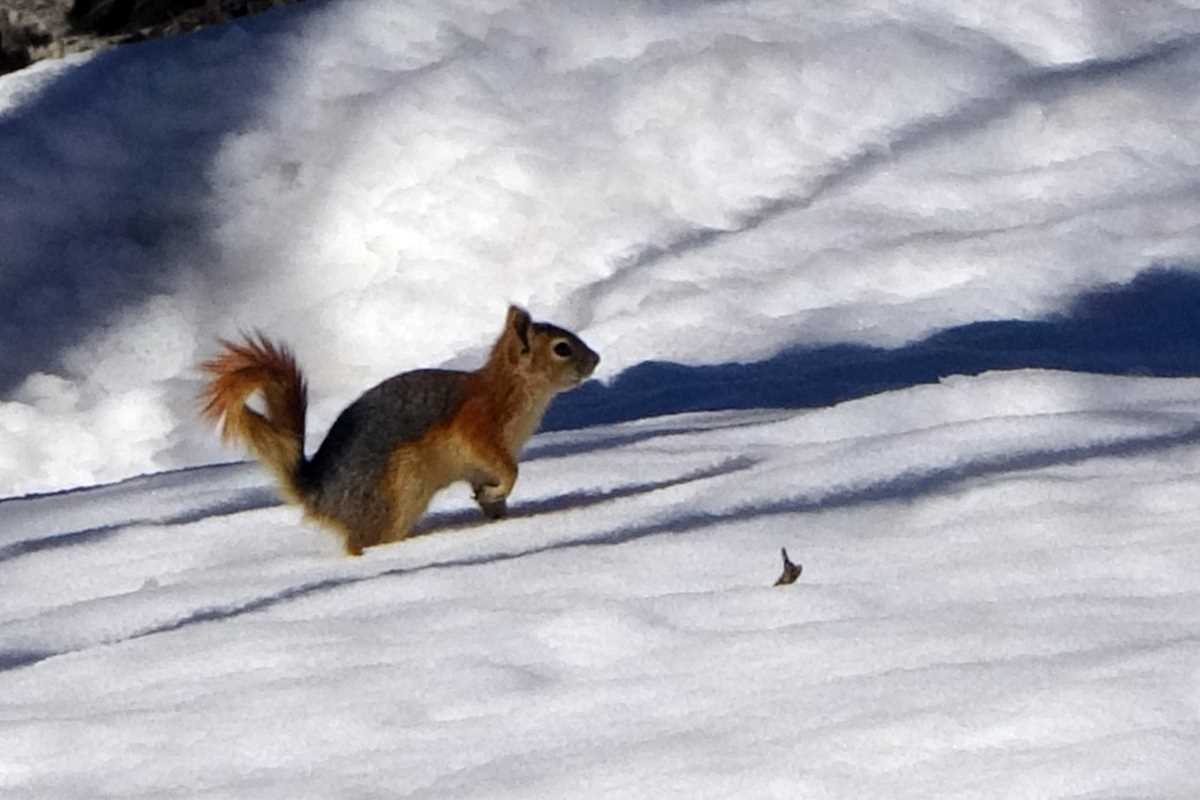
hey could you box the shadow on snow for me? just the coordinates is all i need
[7,414,1199,674]
[0,484,278,563]
[544,267,1200,431]
[0,0,336,392]
[5,268,1200,672]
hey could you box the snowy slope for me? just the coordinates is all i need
[3,1,1200,797]
[5,0,1200,494]
[3,371,1200,797]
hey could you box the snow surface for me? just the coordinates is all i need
[4,372,1200,797]
[3,0,1200,796]
[6,0,1200,493]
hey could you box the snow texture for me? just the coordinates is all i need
[2,1,1200,797]
[5,0,1200,494]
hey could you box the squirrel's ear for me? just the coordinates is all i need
[506,305,531,354]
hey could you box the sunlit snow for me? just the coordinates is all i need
[2,1,1200,797]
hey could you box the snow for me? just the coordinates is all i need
[2,1,1200,796]
[3,372,1200,797]
[7,0,1200,494]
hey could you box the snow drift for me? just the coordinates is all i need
[5,0,1200,494]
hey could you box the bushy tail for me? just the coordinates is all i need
[201,333,310,505]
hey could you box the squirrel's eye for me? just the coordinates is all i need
[553,341,573,358]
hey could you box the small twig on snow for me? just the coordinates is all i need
[773,547,802,586]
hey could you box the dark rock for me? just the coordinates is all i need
[2,2,71,72]
[0,0,303,76]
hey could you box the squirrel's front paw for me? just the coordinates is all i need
[478,496,508,520]
[474,482,506,502]
[473,484,508,520]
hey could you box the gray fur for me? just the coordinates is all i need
[300,369,469,534]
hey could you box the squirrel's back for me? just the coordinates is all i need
[301,369,471,538]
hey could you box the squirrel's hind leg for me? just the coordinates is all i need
[379,486,436,544]
[335,507,419,552]
[343,528,369,556]
[378,449,440,544]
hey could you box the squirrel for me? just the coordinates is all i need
[200,305,599,555]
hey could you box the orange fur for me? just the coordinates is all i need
[200,334,308,504]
